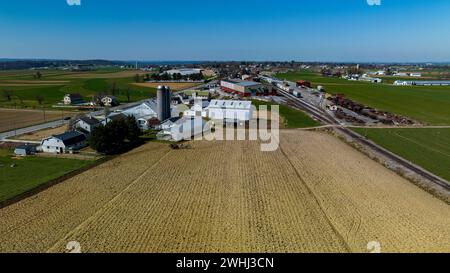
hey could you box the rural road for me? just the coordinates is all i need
[0,119,69,141]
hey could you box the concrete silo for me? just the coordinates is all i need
[157,85,172,122]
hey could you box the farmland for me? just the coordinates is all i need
[0,108,73,133]
[252,100,320,129]
[276,71,450,125]
[0,149,93,203]
[0,130,449,253]
[0,70,156,109]
[352,127,450,182]
[132,82,202,91]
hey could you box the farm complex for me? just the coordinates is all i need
[1,62,450,254]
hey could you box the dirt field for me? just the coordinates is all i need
[0,109,72,133]
[12,125,67,141]
[132,82,201,91]
[52,70,148,79]
[0,130,450,253]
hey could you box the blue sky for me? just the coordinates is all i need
[0,0,449,62]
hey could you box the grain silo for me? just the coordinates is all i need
[157,85,172,122]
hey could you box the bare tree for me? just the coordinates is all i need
[16,94,24,105]
[124,88,132,103]
[36,95,44,105]
[134,74,141,83]
[2,90,13,101]
[111,82,117,96]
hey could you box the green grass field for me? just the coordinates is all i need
[0,70,156,109]
[0,149,94,203]
[352,128,450,182]
[252,100,320,129]
[276,71,450,125]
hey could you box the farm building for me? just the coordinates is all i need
[119,99,180,130]
[157,117,209,142]
[183,101,208,118]
[220,79,263,97]
[296,80,311,88]
[74,116,102,133]
[41,131,87,154]
[14,144,38,156]
[394,80,450,86]
[207,100,253,123]
[63,94,84,105]
[159,117,182,130]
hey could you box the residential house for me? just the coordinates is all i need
[63,94,84,105]
[74,116,102,134]
[101,95,119,107]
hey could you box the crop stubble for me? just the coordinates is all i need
[0,130,449,252]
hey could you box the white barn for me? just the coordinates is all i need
[207,100,253,123]
[41,131,87,154]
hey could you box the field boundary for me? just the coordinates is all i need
[328,128,450,205]
[0,156,112,210]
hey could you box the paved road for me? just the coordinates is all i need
[0,119,69,141]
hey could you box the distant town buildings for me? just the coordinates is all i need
[165,68,203,76]
[394,80,450,86]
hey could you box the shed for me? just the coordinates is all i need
[14,144,38,156]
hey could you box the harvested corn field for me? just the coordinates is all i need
[1,130,450,253]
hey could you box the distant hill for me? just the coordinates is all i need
[0,59,120,70]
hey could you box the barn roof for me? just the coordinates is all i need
[52,131,86,146]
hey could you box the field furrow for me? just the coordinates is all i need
[1,130,450,253]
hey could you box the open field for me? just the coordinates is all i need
[352,128,450,182]
[11,125,67,141]
[132,82,202,91]
[276,71,450,125]
[0,149,94,203]
[253,100,320,129]
[0,130,449,253]
[0,108,72,133]
[0,70,157,108]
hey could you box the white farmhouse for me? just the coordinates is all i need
[74,116,102,133]
[207,100,253,123]
[63,94,84,105]
[41,131,87,154]
[101,95,119,107]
